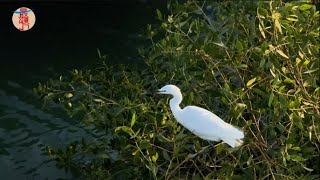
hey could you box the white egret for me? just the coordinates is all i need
[156,85,244,148]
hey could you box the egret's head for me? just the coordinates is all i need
[156,85,181,96]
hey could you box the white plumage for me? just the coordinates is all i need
[157,85,244,148]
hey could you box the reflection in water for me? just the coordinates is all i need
[0,81,102,179]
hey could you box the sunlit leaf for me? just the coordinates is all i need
[276,49,289,59]
[131,112,136,127]
[284,77,295,84]
[298,51,304,59]
[270,69,276,77]
[247,77,257,87]
[275,19,282,34]
[168,15,173,23]
[286,17,298,21]
[212,41,228,49]
[291,146,301,151]
[115,126,134,136]
[299,4,313,11]
[93,99,105,103]
[302,165,314,172]
[303,60,310,66]
[65,93,73,98]
[259,23,266,38]
[152,152,159,162]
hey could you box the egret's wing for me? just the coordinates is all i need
[179,106,244,141]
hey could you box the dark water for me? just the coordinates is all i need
[0,1,164,179]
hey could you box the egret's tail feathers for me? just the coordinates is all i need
[222,137,244,148]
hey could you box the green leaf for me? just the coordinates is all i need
[278,85,286,92]
[176,46,183,51]
[224,83,230,91]
[177,20,188,28]
[176,129,187,140]
[246,120,252,126]
[156,9,162,20]
[131,112,136,127]
[145,164,158,177]
[162,151,170,161]
[299,4,313,11]
[139,139,151,149]
[286,17,298,22]
[212,41,228,49]
[279,95,288,108]
[268,93,274,107]
[290,155,306,162]
[98,153,109,159]
[291,113,303,130]
[276,123,285,132]
[65,93,73,98]
[157,134,173,142]
[152,152,159,162]
[237,103,247,109]
[289,98,301,108]
[284,77,295,84]
[253,88,265,96]
[259,58,266,68]
[246,155,253,165]
[237,64,248,68]
[247,77,257,87]
[291,146,301,151]
[93,99,105,103]
[115,126,134,136]
[215,143,225,154]
[236,40,243,51]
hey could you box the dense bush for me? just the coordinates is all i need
[35,0,319,179]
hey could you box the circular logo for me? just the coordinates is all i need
[12,7,36,31]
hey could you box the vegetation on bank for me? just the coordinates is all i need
[34,0,319,179]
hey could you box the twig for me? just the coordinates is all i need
[166,144,219,180]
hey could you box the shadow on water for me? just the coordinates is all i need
[0,1,166,179]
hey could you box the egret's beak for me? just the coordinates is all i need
[155,89,165,94]
[142,89,165,95]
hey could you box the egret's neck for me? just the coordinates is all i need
[169,92,183,117]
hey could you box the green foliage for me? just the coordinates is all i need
[35,0,319,179]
